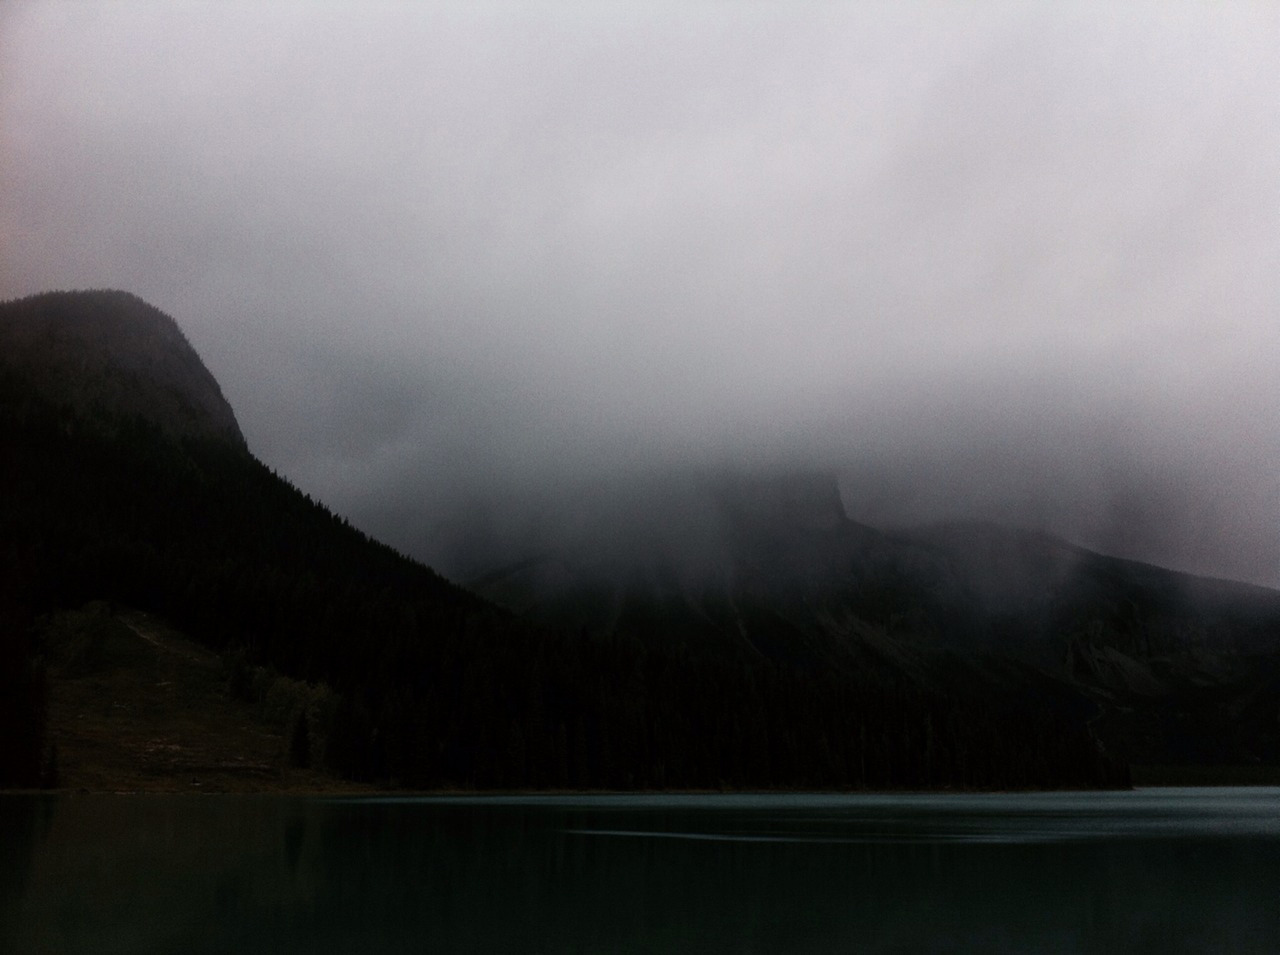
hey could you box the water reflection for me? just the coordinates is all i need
[3,789,1279,953]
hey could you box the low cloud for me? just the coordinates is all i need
[2,3,1277,585]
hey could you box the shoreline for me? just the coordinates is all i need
[10,779,1278,798]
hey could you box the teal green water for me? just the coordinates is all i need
[3,789,1279,953]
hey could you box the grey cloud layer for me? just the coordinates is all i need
[2,3,1277,584]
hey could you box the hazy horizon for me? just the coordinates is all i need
[2,3,1277,586]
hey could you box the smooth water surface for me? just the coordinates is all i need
[3,788,1279,953]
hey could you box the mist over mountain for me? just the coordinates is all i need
[4,289,1279,788]
[4,290,1155,791]
[3,2,1279,787]
[3,4,1278,590]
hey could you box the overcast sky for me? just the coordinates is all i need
[2,2,1278,585]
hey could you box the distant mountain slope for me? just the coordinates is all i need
[900,520,1280,649]
[0,290,1129,791]
[470,473,1280,767]
[470,472,1280,658]
[0,290,246,448]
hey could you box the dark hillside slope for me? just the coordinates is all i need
[0,291,1127,790]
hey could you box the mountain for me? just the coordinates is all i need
[1,290,1130,791]
[469,473,1280,770]
[0,289,245,448]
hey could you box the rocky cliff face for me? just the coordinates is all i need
[0,290,246,449]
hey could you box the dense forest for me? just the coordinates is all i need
[1,291,1130,790]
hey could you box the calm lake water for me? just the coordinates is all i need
[3,788,1280,953]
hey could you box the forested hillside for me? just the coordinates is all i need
[0,291,1129,790]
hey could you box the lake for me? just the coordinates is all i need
[3,788,1279,953]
